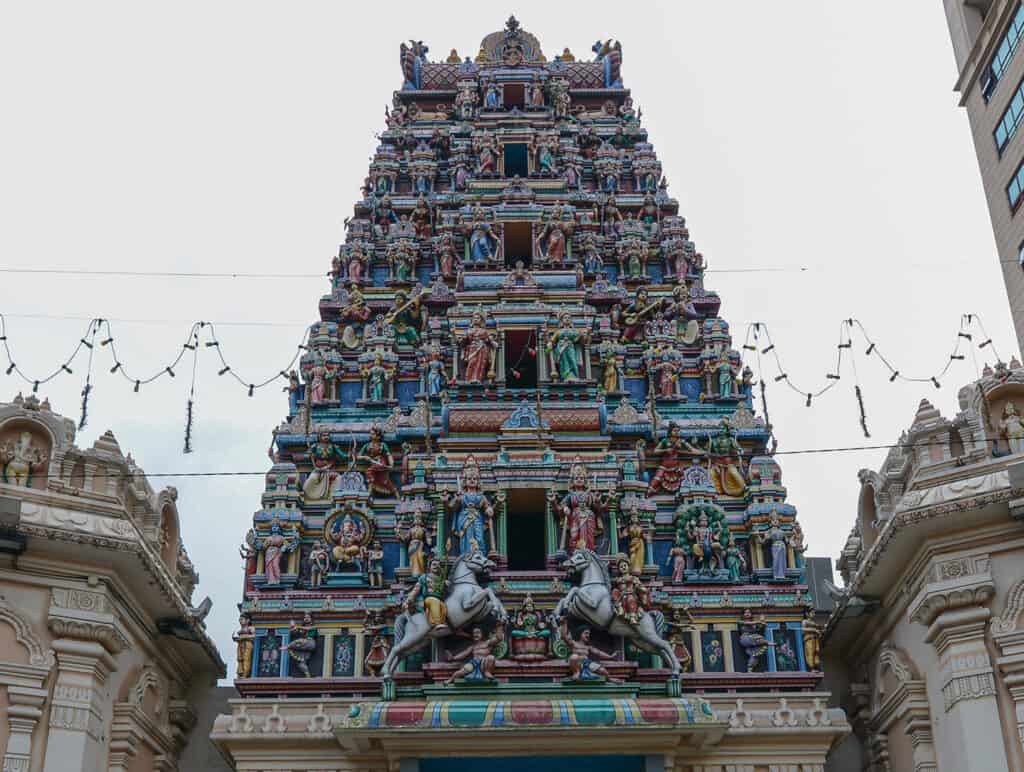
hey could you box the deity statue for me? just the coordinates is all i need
[399,511,432,577]
[339,285,372,349]
[366,540,384,587]
[385,289,423,346]
[650,351,680,399]
[533,135,558,176]
[309,540,329,588]
[475,133,498,174]
[307,359,330,405]
[577,125,600,159]
[343,243,368,285]
[467,210,499,264]
[666,607,695,672]
[510,594,551,661]
[437,233,460,278]
[738,609,774,672]
[411,193,432,240]
[550,79,572,120]
[598,345,623,394]
[550,458,614,552]
[617,236,648,280]
[716,353,736,398]
[329,508,369,569]
[610,552,643,626]
[403,556,448,631]
[388,240,417,283]
[549,310,589,382]
[685,511,726,574]
[758,508,788,580]
[373,194,399,237]
[666,544,686,583]
[647,423,703,495]
[444,622,505,684]
[364,635,390,677]
[538,220,568,265]
[580,232,603,274]
[776,639,799,671]
[706,420,746,496]
[283,369,301,412]
[638,193,658,232]
[281,613,318,677]
[357,426,396,497]
[0,431,43,487]
[429,127,450,159]
[483,81,501,110]
[443,457,494,556]
[621,288,663,343]
[423,345,447,396]
[458,310,497,383]
[788,521,805,566]
[618,508,648,575]
[259,519,298,585]
[1001,400,1024,454]
[802,608,821,671]
[452,159,471,190]
[560,621,621,683]
[233,614,255,678]
[455,81,478,120]
[724,542,746,582]
[528,74,545,108]
[362,353,392,403]
[303,431,349,501]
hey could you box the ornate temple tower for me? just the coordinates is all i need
[212,19,849,770]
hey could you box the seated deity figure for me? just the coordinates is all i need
[647,422,703,495]
[357,426,396,497]
[303,432,349,501]
[329,509,367,569]
[0,431,44,487]
[510,594,551,661]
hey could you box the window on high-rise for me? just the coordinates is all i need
[996,79,1024,153]
[983,3,1024,101]
[1007,158,1024,210]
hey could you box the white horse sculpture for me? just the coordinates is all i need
[382,551,506,677]
[554,549,681,675]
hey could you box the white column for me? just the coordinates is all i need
[3,685,47,772]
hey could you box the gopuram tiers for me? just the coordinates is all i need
[232,18,825,730]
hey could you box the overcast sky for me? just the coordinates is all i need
[0,2,1014,678]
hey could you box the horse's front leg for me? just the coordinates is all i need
[460,586,488,615]
[487,587,507,622]
[553,588,577,623]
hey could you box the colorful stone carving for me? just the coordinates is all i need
[282,613,318,677]
[0,431,43,487]
[443,457,494,556]
[510,594,551,661]
[445,622,505,684]
[550,458,613,553]
[234,614,255,678]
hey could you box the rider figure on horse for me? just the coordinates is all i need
[611,557,649,627]
[404,557,448,631]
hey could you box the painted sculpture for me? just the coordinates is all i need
[550,459,613,553]
[443,457,494,556]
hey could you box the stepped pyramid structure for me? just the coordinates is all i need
[213,18,849,770]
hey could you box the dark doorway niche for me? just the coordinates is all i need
[503,220,533,267]
[506,488,547,570]
[503,143,529,177]
[504,329,538,389]
[503,83,526,109]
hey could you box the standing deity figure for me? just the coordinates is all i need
[358,426,396,497]
[362,353,392,403]
[667,544,687,583]
[339,285,372,349]
[438,233,460,278]
[422,345,447,396]
[233,615,256,678]
[550,458,614,552]
[619,508,648,575]
[455,81,478,120]
[724,543,746,582]
[260,519,297,585]
[364,635,390,676]
[344,243,368,284]
[686,512,725,573]
[803,608,822,670]
[650,351,679,399]
[284,369,301,412]
[307,359,330,405]
[528,74,546,108]
[716,353,736,398]
[533,135,558,176]
[560,621,621,683]
[303,432,349,501]
[667,608,695,672]
[373,194,399,237]
[1001,400,1024,454]
[738,609,774,672]
[0,431,43,487]
[599,346,623,394]
[309,540,329,588]
[759,508,788,580]
[611,557,648,626]
[366,540,384,587]
[550,79,572,120]
[647,423,702,495]
[388,240,417,282]
[788,521,805,567]
[484,81,501,110]
[475,134,498,174]
[385,289,423,346]
[580,232,603,274]
[403,556,449,631]
[638,193,659,231]
[281,614,318,677]
[467,210,499,264]
[459,310,497,383]
[411,193,432,240]
[443,457,494,556]
[706,420,746,496]
[539,220,568,264]
[444,622,506,684]
[400,511,432,577]
[549,310,589,382]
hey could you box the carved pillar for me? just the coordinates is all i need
[4,684,47,772]
[354,631,366,678]
[909,556,1008,772]
[321,633,335,678]
[992,616,1024,751]
[44,586,126,772]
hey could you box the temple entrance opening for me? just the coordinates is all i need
[503,142,529,178]
[502,82,526,108]
[504,328,539,388]
[505,488,547,570]
[503,220,533,267]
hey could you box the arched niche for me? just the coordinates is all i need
[158,502,181,576]
[857,481,880,551]
[985,382,1024,455]
[0,418,53,490]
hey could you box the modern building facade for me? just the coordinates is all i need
[0,392,225,771]
[823,359,1024,771]
[944,0,1024,352]
[211,20,849,771]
